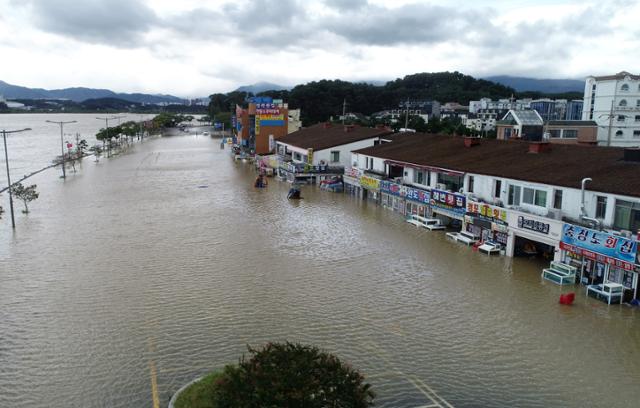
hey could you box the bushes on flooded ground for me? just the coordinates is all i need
[175,342,375,408]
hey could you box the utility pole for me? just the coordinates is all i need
[2,128,31,229]
[96,116,121,157]
[342,99,347,125]
[46,120,77,179]
[404,98,410,130]
[606,99,614,147]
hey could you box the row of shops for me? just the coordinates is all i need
[344,169,640,303]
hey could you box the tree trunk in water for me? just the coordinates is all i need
[23,200,29,214]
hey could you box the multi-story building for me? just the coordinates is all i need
[468,98,531,114]
[582,71,640,147]
[234,97,289,154]
[389,100,440,124]
[565,100,584,120]
[346,134,640,301]
[465,108,509,133]
[530,99,568,121]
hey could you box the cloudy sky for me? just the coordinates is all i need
[0,0,638,97]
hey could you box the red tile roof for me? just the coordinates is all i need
[276,123,393,151]
[353,134,640,198]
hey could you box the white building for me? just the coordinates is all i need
[349,135,640,300]
[275,123,392,183]
[582,71,640,147]
[469,98,532,114]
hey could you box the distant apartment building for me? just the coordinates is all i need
[465,108,509,132]
[468,98,531,114]
[565,100,583,120]
[582,71,640,147]
[390,100,440,123]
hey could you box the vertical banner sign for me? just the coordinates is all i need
[307,148,314,165]
[255,116,261,135]
[269,135,275,152]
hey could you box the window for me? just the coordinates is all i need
[563,129,578,138]
[615,130,624,138]
[619,99,627,107]
[468,176,474,193]
[522,187,547,207]
[508,185,521,206]
[614,200,640,231]
[595,196,607,219]
[621,84,629,91]
[549,129,561,138]
[635,115,640,122]
[553,189,563,210]
[637,100,640,107]
[413,170,425,184]
[494,180,502,198]
[617,115,625,122]
[293,152,302,161]
[634,130,640,138]
[330,151,340,163]
[437,173,463,192]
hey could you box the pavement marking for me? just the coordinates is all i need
[149,359,160,408]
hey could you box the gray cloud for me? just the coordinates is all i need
[18,0,157,46]
[324,0,368,10]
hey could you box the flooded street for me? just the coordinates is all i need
[0,133,638,407]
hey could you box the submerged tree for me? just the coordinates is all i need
[11,183,39,214]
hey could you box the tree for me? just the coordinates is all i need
[11,183,39,214]
[213,342,375,408]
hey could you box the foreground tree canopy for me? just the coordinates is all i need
[176,342,374,408]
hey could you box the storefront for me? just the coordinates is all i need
[380,180,406,215]
[506,210,562,261]
[465,201,509,246]
[343,167,362,197]
[559,224,639,301]
[430,189,466,226]
[403,185,431,218]
[359,174,381,204]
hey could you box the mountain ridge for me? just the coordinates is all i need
[483,75,585,94]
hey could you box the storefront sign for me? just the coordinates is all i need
[466,201,508,223]
[360,175,380,190]
[518,216,550,234]
[380,180,402,196]
[404,186,430,205]
[345,167,361,180]
[561,224,637,265]
[559,242,635,271]
[430,189,466,216]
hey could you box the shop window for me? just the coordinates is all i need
[437,173,463,192]
[523,187,547,207]
[508,185,521,206]
[494,180,502,198]
[413,170,425,185]
[468,176,474,193]
[614,199,640,231]
[330,151,340,163]
[553,189,563,210]
[549,129,561,138]
[595,196,607,219]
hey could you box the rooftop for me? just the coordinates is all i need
[353,134,640,198]
[277,123,392,151]
[591,71,640,81]
[547,120,597,127]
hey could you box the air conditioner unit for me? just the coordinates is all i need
[436,183,447,190]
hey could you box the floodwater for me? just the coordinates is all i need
[0,125,639,407]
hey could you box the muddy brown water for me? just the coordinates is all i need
[1,129,638,407]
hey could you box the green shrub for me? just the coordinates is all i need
[213,342,374,407]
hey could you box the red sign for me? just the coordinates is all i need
[66,143,73,149]
[559,242,635,271]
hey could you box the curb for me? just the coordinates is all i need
[167,375,205,408]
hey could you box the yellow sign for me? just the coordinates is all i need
[255,116,260,135]
[360,175,380,190]
[466,201,507,222]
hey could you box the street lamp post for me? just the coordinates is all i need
[2,127,31,229]
[96,116,121,157]
[46,120,77,178]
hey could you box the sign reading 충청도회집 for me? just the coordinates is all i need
[561,224,637,265]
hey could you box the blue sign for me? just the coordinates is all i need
[430,189,466,216]
[404,186,430,204]
[380,181,429,204]
[561,224,637,264]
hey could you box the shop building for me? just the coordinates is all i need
[276,123,392,184]
[233,97,289,155]
[348,134,640,299]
